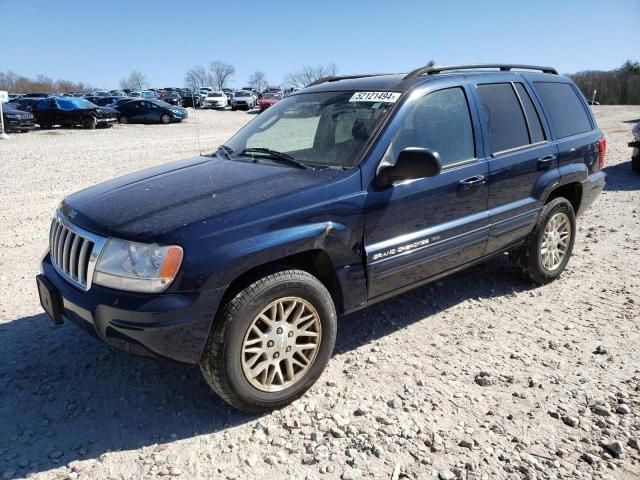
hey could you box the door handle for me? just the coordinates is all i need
[458,175,486,191]
[537,154,556,169]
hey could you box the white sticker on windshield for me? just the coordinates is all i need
[349,91,401,103]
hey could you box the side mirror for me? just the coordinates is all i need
[376,147,442,187]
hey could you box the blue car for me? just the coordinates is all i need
[115,98,187,124]
[37,63,605,412]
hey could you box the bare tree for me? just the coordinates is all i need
[284,63,337,88]
[119,70,148,91]
[0,70,91,93]
[209,61,235,91]
[184,65,215,90]
[248,71,268,92]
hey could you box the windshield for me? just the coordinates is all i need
[223,91,397,168]
[235,91,250,97]
[149,99,172,108]
[208,92,223,97]
[57,98,97,109]
[263,93,281,100]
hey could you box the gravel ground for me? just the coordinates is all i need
[0,106,639,480]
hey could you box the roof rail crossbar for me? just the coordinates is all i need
[404,63,558,80]
[307,73,397,87]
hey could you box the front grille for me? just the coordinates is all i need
[49,212,107,290]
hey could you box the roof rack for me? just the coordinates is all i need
[404,63,558,80]
[307,73,396,87]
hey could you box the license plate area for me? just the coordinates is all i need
[36,274,64,325]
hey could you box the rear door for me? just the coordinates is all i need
[469,75,558,254]
[364,83,490,299]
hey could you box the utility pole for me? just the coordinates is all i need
[0,90,9,140]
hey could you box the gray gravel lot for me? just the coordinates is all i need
[0,106,639,480]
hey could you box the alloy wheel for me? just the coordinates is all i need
[241,297,322,392]
[540,212,571,271]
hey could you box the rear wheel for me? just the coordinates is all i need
[82,116,96,129]
[632,154,640,173]
[200,269,337,412]
[160,113,171,124]
[119,116,129,124]
[509,197,576,284]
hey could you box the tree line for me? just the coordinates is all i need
[569,60,640,105]
[3,60,638,104]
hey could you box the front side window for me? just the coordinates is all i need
[224,91,396,168]
[392,87,475,167]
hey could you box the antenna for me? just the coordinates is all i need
[190,89,203,155]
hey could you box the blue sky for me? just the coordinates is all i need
[1,0,638,89]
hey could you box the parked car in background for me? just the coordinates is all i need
[8,97,46,112]
[222,88,233,104]
[630,122,640,173]
[115,99,188,124]
[1,102,35,132]
[162,91,183,106]
[129,91,142,97]
[258,92,282,112]
[22,92,52,98]
[109,90,127,97]
[231,90,256,110]
[33,97,119,129]
[140,90,158,99]
[84,96,130,108]
[203,91,228,109]
[180,90,202,108]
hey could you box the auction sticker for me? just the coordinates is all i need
[349,91,401,103]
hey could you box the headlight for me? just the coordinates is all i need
[93,239,183,293]
[171,109,182,115]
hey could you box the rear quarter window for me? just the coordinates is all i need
[533,82,592,139]
[477,83,530,153]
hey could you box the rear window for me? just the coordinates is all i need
[477,83,530,153]
[534,82,592,138]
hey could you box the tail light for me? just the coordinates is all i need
[597,137,606,170]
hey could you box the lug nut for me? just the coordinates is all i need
[273,352,280,358]
[286,346,291,352]
[276,327,283,334]
[267,340,274,347]
[288,331,294,337]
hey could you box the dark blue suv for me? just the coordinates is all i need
[36,64,606,412]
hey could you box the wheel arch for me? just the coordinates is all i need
[217,249,345,318]
[544,182,583,215]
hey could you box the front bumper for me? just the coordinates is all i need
[39,254,225,364]
[580,170,606,215]
[5,117,35,130]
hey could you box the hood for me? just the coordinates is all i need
[97,106,118,116]
[62,156,339,241]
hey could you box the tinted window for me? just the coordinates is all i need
[477,83,529,153]
[394,87,475,167]
[534,82,592,138]
[514,83,545,143]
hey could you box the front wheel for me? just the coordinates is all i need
[119,116,129,124]
[82,116,96,129]
[200,269,337,412]
[160,113,171,124]
[509,197,576,284]
[632,154,640,173]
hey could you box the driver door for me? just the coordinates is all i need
[364,85,490,299]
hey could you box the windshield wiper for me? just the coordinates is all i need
[240,148,309,169]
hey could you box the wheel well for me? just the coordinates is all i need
[219,250,344,314]
[546,183,582,214]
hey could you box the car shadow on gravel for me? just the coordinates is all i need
[0,315,261,478]
[0,257,533,478]
[602,161,640,191]
[335,254,535,354]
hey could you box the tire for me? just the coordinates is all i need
[82,117,96,129]
[200,269,337,412]
[231,106,237,111]
[160,113,171,124]
[119,116,129,124]
[509,197,576,285]
[632,155,640,173]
